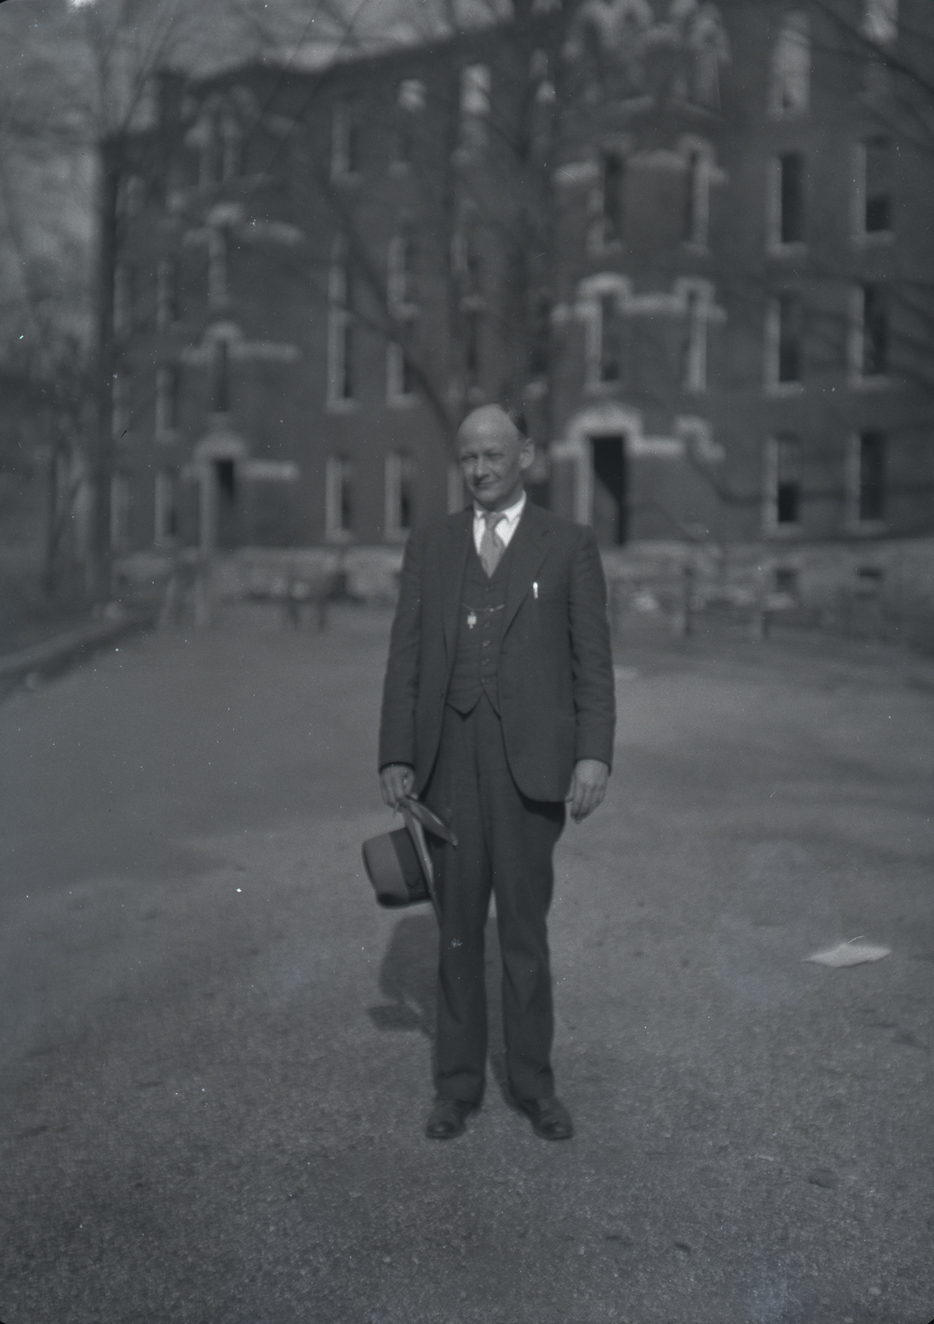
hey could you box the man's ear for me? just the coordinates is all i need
[519,439,535,473]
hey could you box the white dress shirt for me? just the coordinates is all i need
[472,490,527,556]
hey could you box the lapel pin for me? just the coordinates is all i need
[533,582,539,599]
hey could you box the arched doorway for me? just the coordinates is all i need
[193,423,248,552]
[550,402,643,544]
[590,433,629,546]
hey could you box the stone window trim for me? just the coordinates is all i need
[458,63,492,153]
[682,288,708,394]
[680,139,715,250]
[861,0,898,45]
[397,78,427,113]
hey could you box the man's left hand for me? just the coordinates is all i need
[566,759,610,823]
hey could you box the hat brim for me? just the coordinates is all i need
[362,826,431,907]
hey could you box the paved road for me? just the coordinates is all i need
[1,604,932,1324]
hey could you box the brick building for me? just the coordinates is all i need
[110,0,934,607]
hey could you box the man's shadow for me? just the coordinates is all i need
[367,912,511,1103]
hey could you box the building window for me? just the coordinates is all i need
[766,294,804,388]
[327,244,356,407]
[852,430,886,522]
[683,149,710,247]
[331,103,360,179]
[221,115,242,180]
[454,214,482,295]
[385,450,416,538]
[599,294,624,384]
[765,434,802,529]
[156,257,178,329]
[392,80,425,169]
[211,340,229,413]
[111,473,132,549]
[325,454,354,540]
[528,289,551,381]
[768,152,805,248]
[769,12,810,118]
[682,289,707,392]
[154,469,179,545]
[459,64,491,151]
[112,374,130,441]
[862,0,898,44]
[387,341,418,405]
[388,234,416,318]
[855,136,893,238]
[113,263,135,335]
[155,365,179,436]
[850,283,888,378]
[601,151,625,245]
[464,310,482,391]
[208,225,228,306]
[198,115,222,188]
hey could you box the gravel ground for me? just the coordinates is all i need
[1,603,932,1324]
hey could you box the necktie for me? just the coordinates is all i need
[478,511,506,577]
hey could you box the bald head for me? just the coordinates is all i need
[457,405,533,512]
[457,405,522,448]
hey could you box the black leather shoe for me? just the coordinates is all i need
[425,1098,476,1140]
[517,1096,574,1140]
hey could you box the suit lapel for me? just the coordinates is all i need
[441,510,473,661]
[503,501,551,638]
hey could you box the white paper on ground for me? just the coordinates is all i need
[805,940,892,968]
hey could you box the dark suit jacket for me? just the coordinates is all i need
[379,500,616,803]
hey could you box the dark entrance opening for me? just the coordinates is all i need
[591,434,628,546]
[214,458,239,548]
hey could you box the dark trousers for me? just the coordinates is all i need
[423,693,565,1103]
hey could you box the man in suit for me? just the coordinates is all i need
[379,405,615,1140]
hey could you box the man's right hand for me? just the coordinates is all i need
[380,763,416,809]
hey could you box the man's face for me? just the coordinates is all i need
[457,416,533,512]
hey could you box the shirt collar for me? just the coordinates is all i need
[473,489,526,531]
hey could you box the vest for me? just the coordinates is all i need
[445,535,515,715]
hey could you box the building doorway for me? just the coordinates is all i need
[591,434,628,545]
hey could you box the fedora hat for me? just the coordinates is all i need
[362,798,456,912]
